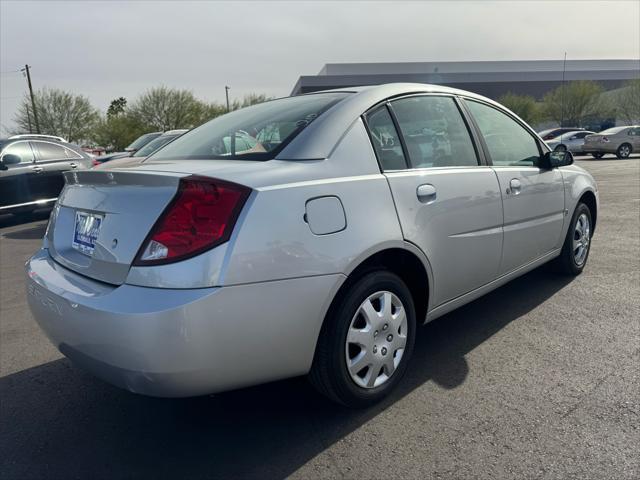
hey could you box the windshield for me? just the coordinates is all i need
[598,127,626,135]
[151,92,351,161]
[133,134,181,157]
[126,132,161,151]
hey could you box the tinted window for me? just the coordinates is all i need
[466,100,540,167]
[133,134,181,157]
[126,132,161,151]
[574,132,591,139]
[2,142,34,163]
[365,106,407,171]
[627,128,640,136]
[152,92,351,161]
[34,141,67,161]
[391,96,478,168]
[64,146,83,159]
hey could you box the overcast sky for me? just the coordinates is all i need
[1,0,639,134]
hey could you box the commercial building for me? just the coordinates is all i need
[291,59,639,99]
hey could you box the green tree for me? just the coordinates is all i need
[542,81,605,127]
[614,79,640,124]
[91,114,145,151]
[13,88,99,142]
[497,92,540,124]
[230,93,273,111]
[107,97,127,117]
[129,86,208,131]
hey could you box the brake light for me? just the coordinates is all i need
[134,176,251,265]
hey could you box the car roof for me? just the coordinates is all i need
[162,129,189,136]
[278,82,510,160]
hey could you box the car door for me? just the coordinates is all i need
[627,127,640,151]
[31,140,76,199]
[570,131,591,152]
[0,141,37,209]
[366,95,504,307]
[464,99,565,275]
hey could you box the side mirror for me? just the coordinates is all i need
[542,150,573,169]
[1,153,21,166]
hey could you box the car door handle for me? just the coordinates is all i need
[416,183,437,203]
[69,162,77,169]
[31,166,43,173]
[508,178,522,195]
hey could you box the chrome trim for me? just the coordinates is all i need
[0,197,57,211]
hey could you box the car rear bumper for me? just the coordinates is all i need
[581,144,619,154]
[26,248,344,397]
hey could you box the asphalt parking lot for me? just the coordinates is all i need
[1,156,639,479]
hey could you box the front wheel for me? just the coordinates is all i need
[309,270,416,407]
[554,203,593,275]
[616,143,632,159]
[554,144,567,152]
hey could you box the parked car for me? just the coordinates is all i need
[0,137,92,217]
[93,129,188,169]
[93,131,162,165]
[9,134,68,143]
[537,127,583,141]
[582,126,640,159]
[546,130,595,153]
[25,84,598,407]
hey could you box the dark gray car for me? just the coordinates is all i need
[0,138,93,217]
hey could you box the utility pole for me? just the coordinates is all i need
[26,105,32,133]
[560,52,567,128]
[225,86,230,112]
[21,64,40,133]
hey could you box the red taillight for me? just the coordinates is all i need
[133,176,250,266]
[92,159,100,166]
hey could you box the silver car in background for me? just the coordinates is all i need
[583,126,640,159]
[546,130,595,153]
[26,84,598,407]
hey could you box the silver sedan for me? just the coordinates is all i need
[25,84,598,407]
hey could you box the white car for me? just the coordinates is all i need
[546,130,595,153]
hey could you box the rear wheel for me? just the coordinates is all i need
[309,270,416,407]
[554,144,567,152]
[592,152,604,159]
[554,203,592,275]
[616,143,632,159]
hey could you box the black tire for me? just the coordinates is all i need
[592,152,604,159]
[554,144,567,152]
[309,270,416,407]
[554,203,593,275]
[616,143,632,159]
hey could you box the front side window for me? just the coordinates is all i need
[34,141,67,161]
[391,96,478,168]
[365,106,407,170]
[466,100,541,167]
[1,142,34,163]
[152,92,351,161]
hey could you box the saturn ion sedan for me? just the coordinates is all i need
[26,84,598,407]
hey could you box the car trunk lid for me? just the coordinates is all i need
[47,169,183,285]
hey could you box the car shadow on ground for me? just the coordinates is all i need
[0,268,573,479]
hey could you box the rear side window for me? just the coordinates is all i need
[365,106,407,171]
[33,141,67,161]
[466,100,541,167]
[390,96,478,168]
[152,92,351,161]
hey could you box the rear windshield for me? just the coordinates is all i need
[127,132,161,151]
[150,92,351,161]
[598,127,626,135]
[133,134,182,157]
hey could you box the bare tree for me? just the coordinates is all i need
[13,88,99,142]
[129,87,208,131]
